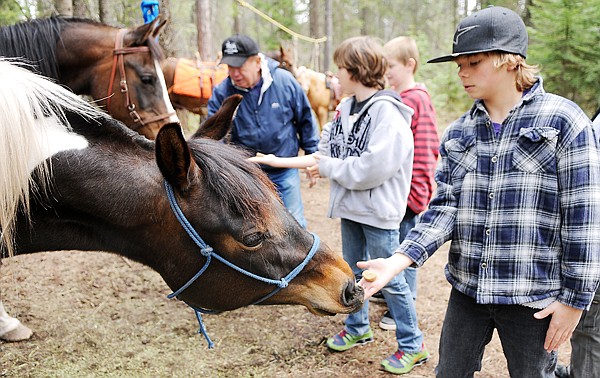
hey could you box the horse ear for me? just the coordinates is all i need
[130,15,165,46]
[156,123,199,192]
[192,94,243,141]
[151,16,168,39]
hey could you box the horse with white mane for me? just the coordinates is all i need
[0,58,363,344]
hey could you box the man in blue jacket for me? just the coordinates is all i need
[208,35,319,228]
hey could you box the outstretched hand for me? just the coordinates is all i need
[534,301,583,352]
[248,152,277,165]
[356,253,414,299]
[305,154,321,188]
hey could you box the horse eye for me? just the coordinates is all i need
[242,232,264,248]
[141,75,154,85]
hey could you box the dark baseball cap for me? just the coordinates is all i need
[220,35,259,67]
[428,6,528,63]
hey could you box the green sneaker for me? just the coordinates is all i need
[380,346,430,374]
[326,329,374,352]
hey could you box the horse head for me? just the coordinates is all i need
[99,16,179,139]
[0,17,178,140]
[2,59,362,330]
[154,96,363,314]
[266,44,296,76]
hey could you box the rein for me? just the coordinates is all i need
[107,29,175,126]
[163,180,321,348]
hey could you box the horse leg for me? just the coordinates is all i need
[316,106,329,131]
[0,300,33,342]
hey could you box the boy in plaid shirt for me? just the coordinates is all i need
[358,6,600,377]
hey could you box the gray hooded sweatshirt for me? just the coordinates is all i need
[317,90,414,229]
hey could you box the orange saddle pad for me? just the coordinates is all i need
[172,59,228,100]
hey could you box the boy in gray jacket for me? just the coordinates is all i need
[251,36,428,375]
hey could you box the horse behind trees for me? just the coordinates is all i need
[0,59,363,345]
[0,16,178,139]
[265,44,296,75]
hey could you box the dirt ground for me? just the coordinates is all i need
[0,176,571,377]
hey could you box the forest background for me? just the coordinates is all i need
[1,0,599,126]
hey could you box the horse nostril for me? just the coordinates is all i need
[342,279,364,306]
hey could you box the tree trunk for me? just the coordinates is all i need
[233,1,241,35]
[308,0,322,71]
[323,0,332,72]
[99,0,116,25]
[196,0,212,60]
[55,0,73,16]
[523,0,534,26]
[158,0,177,57]
[73,0,93,18]
[309,0,321,37]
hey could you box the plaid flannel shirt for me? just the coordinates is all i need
[398,78,600,310]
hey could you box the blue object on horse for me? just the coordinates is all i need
[141,0,160,24]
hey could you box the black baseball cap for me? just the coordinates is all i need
[428,6,528,63]
[220,35,259,67]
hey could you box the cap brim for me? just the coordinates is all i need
[427,48,525,63]
[219,55,249,67]
[427,54,456,63]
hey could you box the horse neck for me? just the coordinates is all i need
[6,100,157,256]
[16,138,164,258]
[162,57,178,88]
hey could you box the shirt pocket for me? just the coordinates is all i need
[444,135,478,181]
[268,101,286,126]
[512,127,559,174]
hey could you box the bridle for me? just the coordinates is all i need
[107,29,176,127]
[163,180,321,348]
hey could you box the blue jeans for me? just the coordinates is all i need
[569,287,600,378]
[266,168,306,228]
[436,288,557,377]
[341,219,423,353]
[399,207,418,301]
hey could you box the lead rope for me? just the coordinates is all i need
[163,180,320,349]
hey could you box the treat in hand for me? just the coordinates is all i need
[362,270,377,282]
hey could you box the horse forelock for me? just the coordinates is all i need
[145,36,165,62]
[190,140,283,234]
[0,59,104,257]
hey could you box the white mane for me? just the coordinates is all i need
[0,58,105,257]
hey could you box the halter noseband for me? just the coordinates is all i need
[107,29,176,127]
[164,180,320,348]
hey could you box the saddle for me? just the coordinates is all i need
[171,59,228,100]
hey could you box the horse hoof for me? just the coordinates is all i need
[0,323,33,342]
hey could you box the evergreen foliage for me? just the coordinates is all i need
[528,0,600,116]
[0,0,598,120]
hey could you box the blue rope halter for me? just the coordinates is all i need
[164,180,321,348]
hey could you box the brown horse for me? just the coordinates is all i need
[0,16,178,139]
[265,44,296,75]
[295,66,343,130]
[0,60,363,345]
[161,57,228,115]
